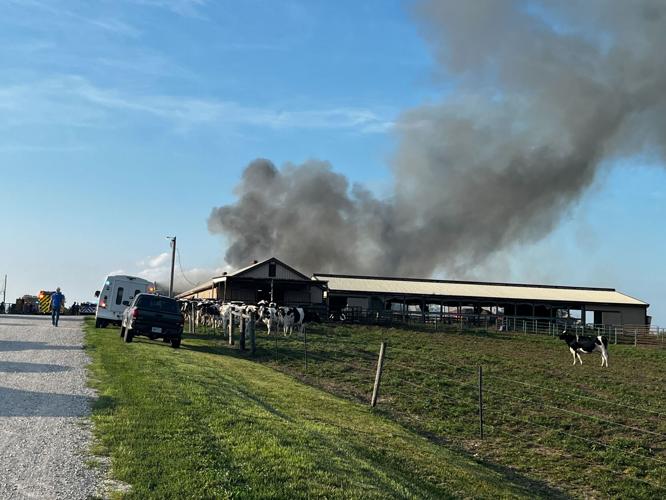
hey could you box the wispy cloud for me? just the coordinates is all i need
[6,0,141,37]
[131,0,209,18]
[0,75,394,134]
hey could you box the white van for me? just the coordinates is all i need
[94,275,155,328]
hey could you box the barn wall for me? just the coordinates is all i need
[588,305,647,325]
[284,289,310,304]
[347,297,369,309]
[230,286,255,303]
[617,306,647,325]
[310,286,324,304]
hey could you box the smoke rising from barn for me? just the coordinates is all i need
[209,0,666,276]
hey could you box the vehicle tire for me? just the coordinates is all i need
[162,337,170,343]
[95,318,101,328]
[124,329,134,343]
[171,337,181,349]
[120,325,126,338]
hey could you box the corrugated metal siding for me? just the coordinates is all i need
[316,276,646,306]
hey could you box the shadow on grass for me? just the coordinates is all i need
[91,394,117,415]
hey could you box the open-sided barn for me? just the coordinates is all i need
[313,273,649,327]
[176,257,649,327]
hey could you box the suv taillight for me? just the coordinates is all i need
[132,308,139,318]
[100,300,106,309]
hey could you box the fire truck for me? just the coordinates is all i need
[37,290,65,314]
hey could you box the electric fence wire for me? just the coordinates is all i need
[487,373,666,418]
[483,386,666,440]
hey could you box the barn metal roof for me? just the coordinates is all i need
[313,274,647,306]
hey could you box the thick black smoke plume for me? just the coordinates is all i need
[209,0,666,276]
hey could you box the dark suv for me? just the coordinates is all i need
[121,294,184,348]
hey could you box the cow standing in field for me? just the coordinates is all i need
[257,301,279,335]
[559,331,609,367]
[278,307,305,335]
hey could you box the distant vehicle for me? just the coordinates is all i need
[94,275,155,328]
[120,293,183,348]
[37,290,65,314]
[79,302,97,315]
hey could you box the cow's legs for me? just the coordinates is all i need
[576,352,583,364]
[570,348,577,365]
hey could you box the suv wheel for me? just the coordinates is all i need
[171,337,181,349]
[124,329,134,343]
[95,318,101,328]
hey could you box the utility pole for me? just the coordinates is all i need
[2,274,6,308]
[167,236,176,298]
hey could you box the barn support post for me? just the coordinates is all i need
[634,329,638,347]
[371,342,387,407]
[614,327,617,345]
[478,365,484,440]
[239,315,246,351]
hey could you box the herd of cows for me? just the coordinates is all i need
[177,299,319,336]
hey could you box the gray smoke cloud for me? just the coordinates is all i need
[209,0,666,276]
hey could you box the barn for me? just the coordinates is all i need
[176,257,326,311]
[313,273,649,327]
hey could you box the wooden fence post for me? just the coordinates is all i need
[634,329,637,347]
[304,328,308,372]
[478,365,484,440]
[239,315,246,351]
[249,311,256,355]
[371,342,387,407]
[228,312,234,345]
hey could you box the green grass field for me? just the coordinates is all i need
[85,319,556,499]
[201,323,666,498]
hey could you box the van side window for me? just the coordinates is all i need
[115,287,124,305]
[134,289,141,298]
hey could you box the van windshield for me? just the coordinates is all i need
[135,295,179,313]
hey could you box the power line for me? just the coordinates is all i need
[176,248,197,286]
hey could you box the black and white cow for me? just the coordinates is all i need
[277,306,304,336]
[559,332,609,367]
[257,301,278,335]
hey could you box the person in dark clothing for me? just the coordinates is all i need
[50,288,64,327]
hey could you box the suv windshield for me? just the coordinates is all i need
[135,295,179,313]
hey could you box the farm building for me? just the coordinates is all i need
[313,273,649,327]
[176,257,326,309]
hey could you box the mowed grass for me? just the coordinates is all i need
[84,318,551,499]
[194,324,666,499]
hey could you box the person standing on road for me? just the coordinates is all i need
[50,287,64,327]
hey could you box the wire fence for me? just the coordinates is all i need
[245,327,666,493]
[330,307,665,348]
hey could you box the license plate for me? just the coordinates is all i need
[151,326,162,334]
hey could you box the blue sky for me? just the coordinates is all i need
[1,0,665,324]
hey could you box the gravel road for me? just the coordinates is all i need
[0,315,100,499]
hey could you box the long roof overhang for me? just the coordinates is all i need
[313,273,648,307]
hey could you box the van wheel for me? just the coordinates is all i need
[124,329,134,343]
[171,338,181,349]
